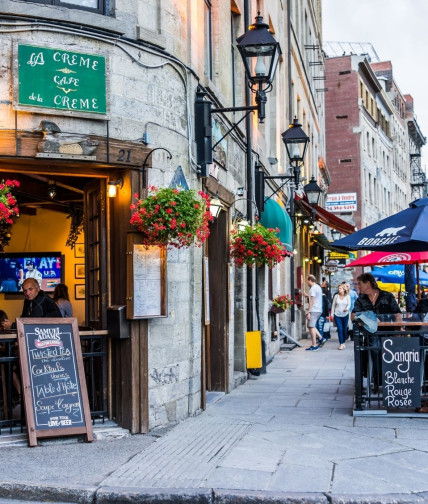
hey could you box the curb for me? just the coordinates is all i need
[96,487,212,503]
[1,483,427,504]
[0,482,96,503]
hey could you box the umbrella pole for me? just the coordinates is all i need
[417,266,421,301]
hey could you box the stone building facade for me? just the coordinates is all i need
[0,0,331,432]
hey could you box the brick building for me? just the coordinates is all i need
[324,53,416,234]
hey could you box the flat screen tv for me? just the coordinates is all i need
[0,252,63,293]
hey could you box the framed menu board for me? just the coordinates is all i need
[16,317,93,447]
[126,233,167,319]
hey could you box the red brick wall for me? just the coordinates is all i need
[325,56,362,229]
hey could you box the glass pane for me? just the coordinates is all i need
[60,0,98,7]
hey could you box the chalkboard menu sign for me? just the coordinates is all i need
[14,43,108,119]
[17,318,93,447]
[382,336,421,409]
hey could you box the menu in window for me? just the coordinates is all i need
[133,245,163,317]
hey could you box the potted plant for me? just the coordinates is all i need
[0,179,20,252]
[130,186,213,248]
[229,223,288,268]
[270,294,294,314]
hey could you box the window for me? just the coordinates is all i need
[28,0,106,14]
[204,0,213,80]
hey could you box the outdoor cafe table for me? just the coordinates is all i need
[354,320,428,416]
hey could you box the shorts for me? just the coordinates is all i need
[307,311,321,328]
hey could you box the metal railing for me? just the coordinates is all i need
[354,320,428,414]
[0,331,108,435]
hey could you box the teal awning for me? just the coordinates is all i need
[260,199,293,252]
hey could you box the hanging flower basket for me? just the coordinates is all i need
[0,179,20,225]
[230,223,288,268]
[271,294,294,313]
[0,179,20,252]
[130,186,213,248]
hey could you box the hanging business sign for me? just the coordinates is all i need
[13,43,109,119]
[325,193,357,213]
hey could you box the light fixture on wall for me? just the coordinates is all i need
[209,195,224,219]
[47,181,56,200]
[107,178,123,198]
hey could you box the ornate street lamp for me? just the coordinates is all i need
[195,12,281,170]
[236,13,281,89]
[281,118,310,187]
[304,176,322,206]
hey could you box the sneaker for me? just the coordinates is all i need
[305,345,319,351]
[338,344,345,350]
[317,337,327,348]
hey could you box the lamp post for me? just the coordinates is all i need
[280,119,310,323]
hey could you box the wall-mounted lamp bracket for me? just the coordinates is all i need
[141,147,172,189]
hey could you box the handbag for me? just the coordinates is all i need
[323,321,330,332]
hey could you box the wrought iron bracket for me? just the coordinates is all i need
[141,147,172,188]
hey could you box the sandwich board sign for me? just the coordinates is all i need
[16,318,93,447]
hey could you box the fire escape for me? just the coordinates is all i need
[410,153,427,200]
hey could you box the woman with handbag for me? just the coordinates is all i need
[331,283,351,350]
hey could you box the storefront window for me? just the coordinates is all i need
[28,0,106,15]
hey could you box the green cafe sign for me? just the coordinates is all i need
[15,44,108,117]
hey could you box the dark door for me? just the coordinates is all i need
[207,210,229,391]
[84,179,107,329]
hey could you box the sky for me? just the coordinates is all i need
[322,0,428,168]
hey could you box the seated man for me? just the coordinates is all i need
[2,278,62,330]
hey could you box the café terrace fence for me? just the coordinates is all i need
[0,330,108,434]
[354,319,428,414]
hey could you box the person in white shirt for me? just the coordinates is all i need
[23,260,43,287]
[331,283,351,350]
[305,275,326,351]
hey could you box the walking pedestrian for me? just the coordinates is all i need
[305,275,326,351]
[346,282,358,340]
[331,283,351,350]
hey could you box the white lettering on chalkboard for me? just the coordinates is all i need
[35,327,61,340]
[382,338,420,373]
[27,52,45,67]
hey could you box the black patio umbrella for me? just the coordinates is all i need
[332,198,428,253]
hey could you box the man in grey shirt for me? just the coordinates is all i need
[305,275,326,351]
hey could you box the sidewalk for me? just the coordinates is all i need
[2,334,428,503]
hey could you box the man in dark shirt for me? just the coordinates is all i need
[352,272,401,322]
[2,278,62,329]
